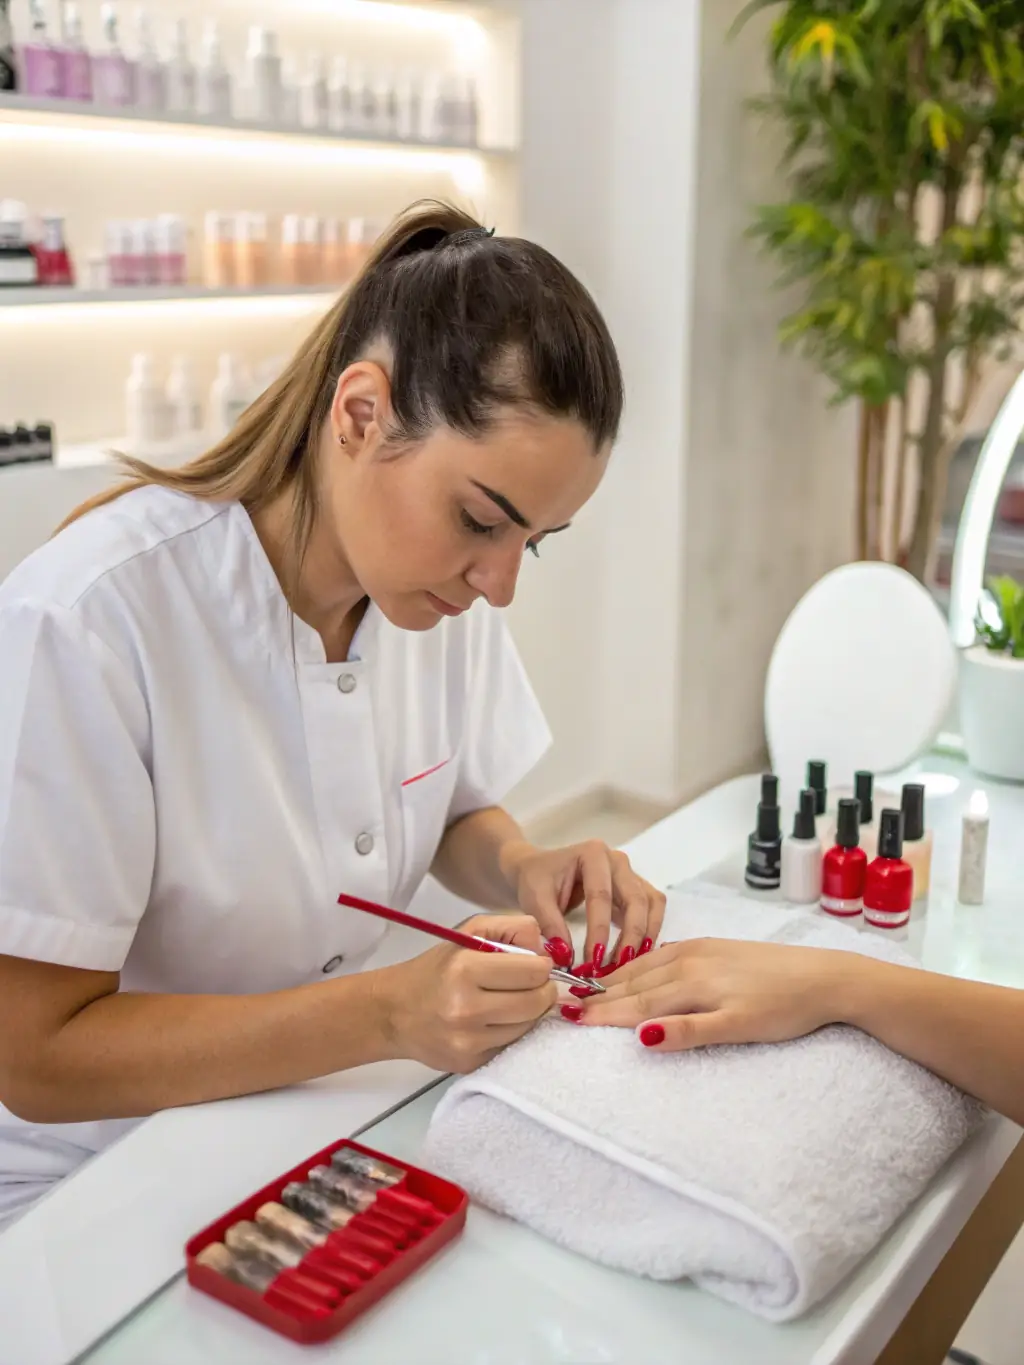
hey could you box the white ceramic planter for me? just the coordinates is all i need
[960,645,1024,782]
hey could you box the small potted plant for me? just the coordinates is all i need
[961,576,1024,782]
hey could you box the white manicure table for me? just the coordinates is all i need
[2,752,1021,1365]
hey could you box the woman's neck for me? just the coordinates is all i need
[250,488,367,663]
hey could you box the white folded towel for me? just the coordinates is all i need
[423,886,984,1321]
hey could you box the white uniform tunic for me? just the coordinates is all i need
[0,486,550,1226]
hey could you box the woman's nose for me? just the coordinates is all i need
[466,541,524,609]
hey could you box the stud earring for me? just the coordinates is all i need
[337,433,347,446]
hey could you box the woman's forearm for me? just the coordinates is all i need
[7,967,404,1124]
[431,806,531,909]
[835,956,1024,1125]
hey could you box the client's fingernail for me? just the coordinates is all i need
[560,1004,585,1023]
[639,1023,665,1047]
[592,942,606,970]
[575,960,595,979]
[640,937,654,956]
[619,946,637,966]
[544,937,573,969]
[569,984,597,998]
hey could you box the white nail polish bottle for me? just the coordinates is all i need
[781,789,822,904]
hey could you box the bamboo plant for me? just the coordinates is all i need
[741,0,1024,580]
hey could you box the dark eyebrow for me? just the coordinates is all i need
[472,481,531,530]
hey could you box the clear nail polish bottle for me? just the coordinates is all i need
[781,789,821,904]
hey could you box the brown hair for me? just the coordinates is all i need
[57,200,624,568]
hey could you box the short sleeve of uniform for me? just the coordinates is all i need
[0,599,155,971]
[447,607,552,823]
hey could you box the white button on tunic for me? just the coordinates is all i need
[0,486,551,1225]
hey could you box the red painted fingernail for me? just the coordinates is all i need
[544,937,573,969]
[592,942,606,970]
[575,960,595,979]
[595,960,618,978]
[560,1004,584,1023]
[639,1023,665,1047]
[640,937,654,956]
[619,946,637,966]
[569,984,596,998]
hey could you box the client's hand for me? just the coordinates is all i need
[573,938,869,1051]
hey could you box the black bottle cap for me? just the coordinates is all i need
[901,783,925,842]
[32,423,52,439]
[760,773,778,807]
[756,801,780,842]
[835,797,861,848]
[854,770,873,824]
[877,808,904,860]
[792,788,817,840]
[807,760,827,813]
[12,424,32,445]
[0,430,11,447]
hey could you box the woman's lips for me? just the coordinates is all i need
[425,592,467,617]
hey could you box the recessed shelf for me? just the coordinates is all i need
[0,284,336,308]
[0,94,515,158]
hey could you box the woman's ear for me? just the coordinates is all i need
[331,361,392,454]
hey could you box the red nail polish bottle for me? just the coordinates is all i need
[821,797,867,919]
[863,809,913,930]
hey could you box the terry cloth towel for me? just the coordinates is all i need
[423,885,985,1321]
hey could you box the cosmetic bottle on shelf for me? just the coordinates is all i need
[130,217,156,285]
[195,20,231,120]
[280,56,300,128]
[60,1,91,101]
[863,809,913,932]
[245,27,282,124]
[327,56,351,133]
[166,356,202,438]
[209,353,251,436]
[781,789,822,904]
[134,6,165,112]
[20,0,64,97]
[235,211,268,288]
[155,213,186,285]
[203,211,235,288]
[900,783,932,901]
[36,213,74,285]
[299,53,328,130]
[372,68,398,138]
[0,200,39,286]
[322,217,345,283]
[300,215,322,285]
[393,68,421,142]
[0,0,17,91]
[820,797,867,920]
[346,64,371,136]
[164,16,193,116]
[279,213,301,285]
[94,2,135,108]
[105,219,130,286]
[126,353,165,448]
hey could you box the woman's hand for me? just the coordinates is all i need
[574,938,870,1050]
[499,839,667,974]
[377,914,557,1074]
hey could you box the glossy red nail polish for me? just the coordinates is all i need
[592,941,606,970]
[560,1003,584,1023]
[544,937,574,969]
[639,1023,665,1047]
[575,960,595,979]
[640,936,654,956]
[619,945,637,966]
[569,984,596,998]
[821,798,867,919]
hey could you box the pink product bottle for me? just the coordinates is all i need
[155,214,187,285]
[863,809,913,930]
[20,0,65,97]
[106,219,132,286]
[129,219,157,285]
[60,2,91,101]
[94,3,136,108]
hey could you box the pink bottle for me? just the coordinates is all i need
[20,0,64,98]
[60,2,92,102]
[93,3,136,108]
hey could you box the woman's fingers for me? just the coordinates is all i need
[460,913,547,956]
[579,843,614,965]
[633,1011,741,1052]
[607,859,650,965]
[577,975,696,1028]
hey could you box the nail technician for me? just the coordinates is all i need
[0,202,665,1228]
[579,939,1024,1126]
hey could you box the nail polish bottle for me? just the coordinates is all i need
[59,2,91,102]
[745,773,782,890]
[20,0,64,98]
[820,797,866,920]
[165,17,194,116]
[36,213,74,286]
[781,789,822,904]
[94,3,135,108]
[855,769,878,859]
[863,809,913,930]
[807,758,828,833]
[133,6,166,113]
[900,783,932,901]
